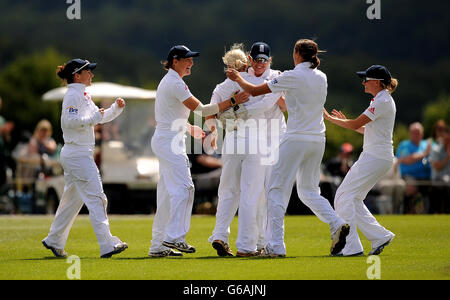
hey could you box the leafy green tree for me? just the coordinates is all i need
[0,49,67,144]
[422,95,450,138]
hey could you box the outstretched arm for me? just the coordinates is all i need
[226,68,271,96]
[324,108,370,134]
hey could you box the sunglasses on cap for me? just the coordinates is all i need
[72,60,92,74]
[362,77,384,83]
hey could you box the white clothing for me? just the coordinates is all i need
[362,89,396,161]
[334,89,396,255]
[154,68,192,133]
[208,68,281,253]
[61,83,123,146]
[149,68,195,253]
[44,83,124,256]
[334,152,395,255]
[265,62,345,255]
[266,138,345,255]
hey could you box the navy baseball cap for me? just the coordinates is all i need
[65,59,97,75]
[357,65,392,84]
[250,42,271,61]
[167,45,200,61]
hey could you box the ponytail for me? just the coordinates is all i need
[382,78,399,94]
[162,60,172,71]
[56,64,75,84]
[294,39,325,69]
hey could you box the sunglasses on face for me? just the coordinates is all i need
[254,58,269,64]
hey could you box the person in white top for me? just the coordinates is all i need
[42,59,128,258]
[206,42,285,257]
[323,65,398,256]
[148,45,249,257]
[227,39,350,257]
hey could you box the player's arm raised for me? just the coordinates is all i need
[324,108,369,134]
[226,68,271,96]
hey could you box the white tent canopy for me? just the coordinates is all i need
[42,82,156,102]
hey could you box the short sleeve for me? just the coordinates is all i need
[173,81,193,103]
[210,79,240,104]
[267,70,295,93]
[363,99,389,121]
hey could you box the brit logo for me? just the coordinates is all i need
[368,107,375,114]
[67,106,78,114]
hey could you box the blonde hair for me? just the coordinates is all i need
[34,119,53,138]
[222,43,248,72]
[381,78,399,94]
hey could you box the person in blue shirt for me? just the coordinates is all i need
[396,122,431,213]
[396,122,431,180]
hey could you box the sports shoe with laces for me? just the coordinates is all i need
[260,245,285,258]
[162,241,196,253]
[212,240,233,257]
[148,249,183,257]
[330,224,350,255]
[42,240,68,258]
[369,236,394,255]
[100,242,128,258]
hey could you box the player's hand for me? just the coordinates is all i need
[210,130,218,150]
[331,109,347,120]
[116,98,126,108]
[190,125,206,140]
[99,108,105,116]
[234,90,250,104]
[226,68,242,82]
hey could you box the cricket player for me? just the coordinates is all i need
[227,39,350,257]
[324,65,397,256]
[208,42,285,257]
[42,58,128,258]
[148,45,249,257]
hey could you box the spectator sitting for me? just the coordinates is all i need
[28,119,57,159]
[396,122,432,213]
[325,142,354,180]
[429,126,450,213]
[188,143,222,214]
[0,96,15,193]
[431,119,447,147]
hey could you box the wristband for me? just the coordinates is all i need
[230,96,237,107]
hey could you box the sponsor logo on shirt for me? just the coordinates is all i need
[67,106,78,114]
[271,78,278,85]
[368,107,375,114]
[184,84,189,91]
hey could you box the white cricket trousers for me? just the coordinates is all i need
[149,132,195,253]
[208,134,266,253]
[334,152,395,255]
[266,136,345,255]
[43,145,121,256]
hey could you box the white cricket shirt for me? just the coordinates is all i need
[362,89,396,161]
[155,68,193,134]
[61,83,123,147]
[267,62,327,142]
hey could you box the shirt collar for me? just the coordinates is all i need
[68,83,86,93]
[168,68,183,80]
[374,89,390,100]
[294,62,313,70]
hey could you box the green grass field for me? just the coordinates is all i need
[0,214,449,280]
